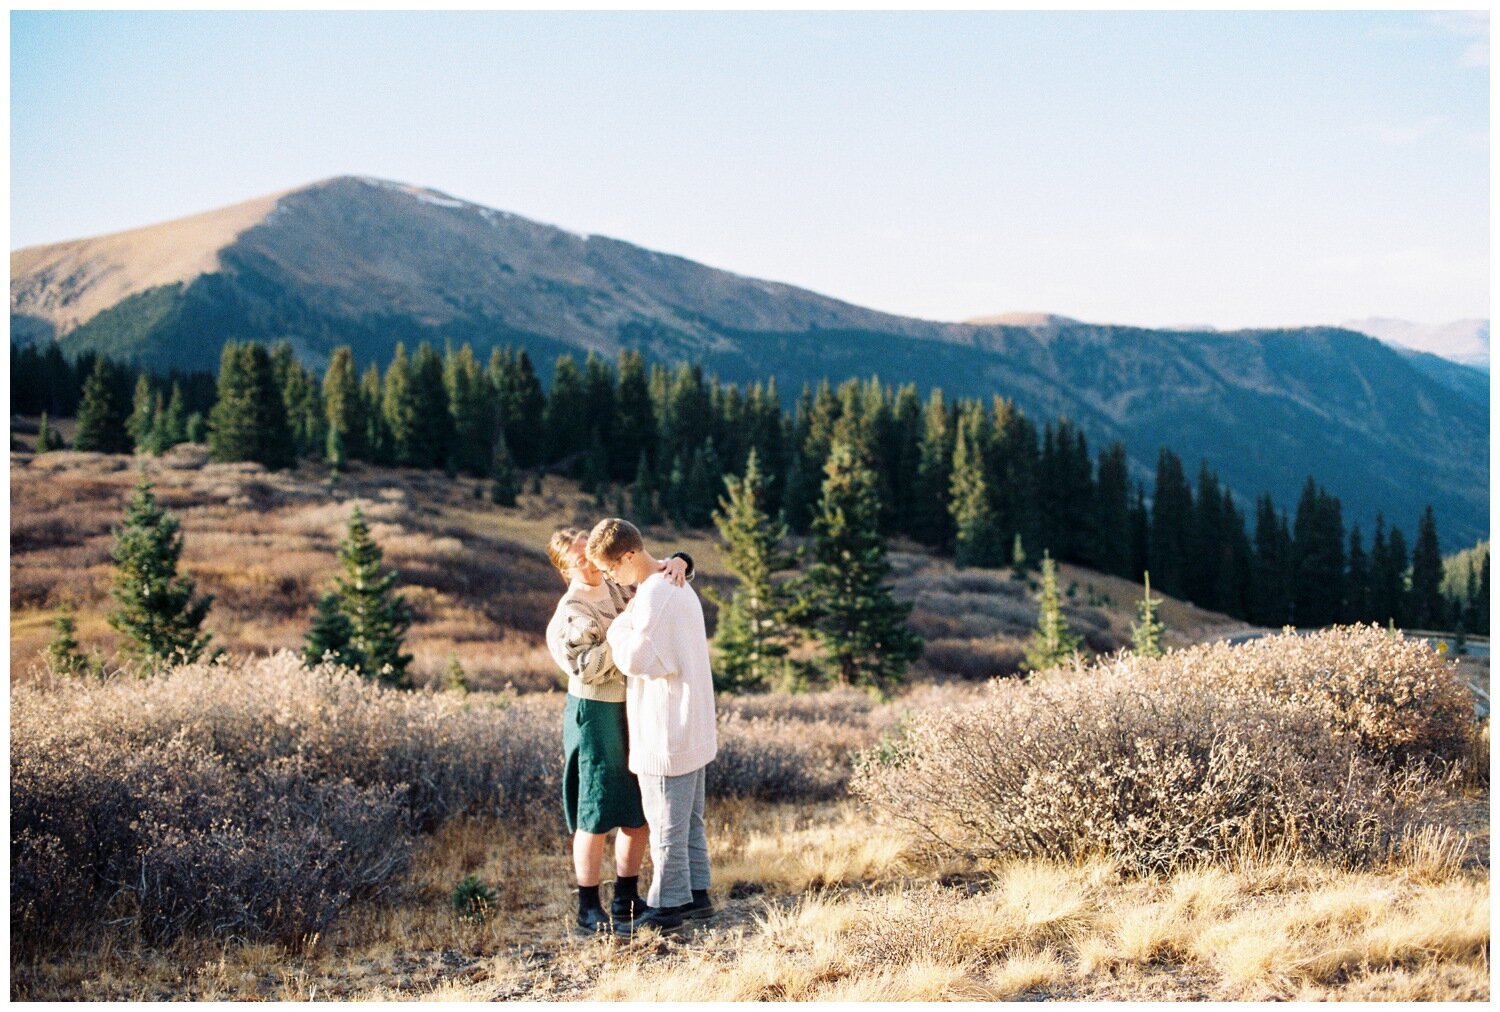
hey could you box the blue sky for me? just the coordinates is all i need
[10,10,1488,329]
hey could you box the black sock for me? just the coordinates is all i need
[614,875,640,903]
[692,888,709,904]
[578,885,601,913]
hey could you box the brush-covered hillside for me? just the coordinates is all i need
[11,447,1490,1001]
[9,443,1255,686]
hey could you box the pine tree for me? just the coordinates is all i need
[579,432,609,496]
[685,438,722,528]
[411,342,453,469]
[1128,482,1150,586]
[381,343,420,466]
[1130,571,1166,657]
[887,384,924,532]
[1148,448,1193,599]
[798,439,922,697]
[208,342,295,469]
[444,653,470,694]
[327,425,347,473]
[989,398,1041,559]
[1011,533,1028,581]
[489,431,520,507]
[74,356,132,453]
[1023,551,1082,673]
[666,454,689,528]
[127,373,155,452]
[780,450,814,536]
[1186,462,1224,610]
[543,354,590,465]
[949,404,1006,568]
[612,350,657,482]
[323,346,368,462]
[445,343,491,476]
[107,473,214,669]
[34,411,62,453]
[186,411,206,444]
[302,591,356,668]
[1385,524,1412,628]
[1094,441,1132,578]
[45,604,91,676]
[1409,505,1446,630]
[582,351,617,465]
[630,451,660,526]
[1291,478,1345,628]
[320,505,413,688]
[271,341,324,459]
[1216,489,1253,621]
[361,361,390,464]
[491,348,547,469]
[1474,552,1489,635]
[1345,524,1370,623]
[709,450,797,693]
[161,383,188,449]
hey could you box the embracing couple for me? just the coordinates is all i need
[544,518,717,936]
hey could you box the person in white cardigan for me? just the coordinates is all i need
[587,517,718,935]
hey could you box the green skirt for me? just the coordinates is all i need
[562,695,646,834]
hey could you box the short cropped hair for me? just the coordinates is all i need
[546,527,583,582]
[586,517,643,567]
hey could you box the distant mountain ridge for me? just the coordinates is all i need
[9,176,1489,550]
[1341,317,1489,370]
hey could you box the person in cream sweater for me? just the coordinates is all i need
[543,526,691,935]
[588,517,718,935]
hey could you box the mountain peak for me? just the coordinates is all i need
[1340,317,1489,368]
[964,311,1081,328]
[10,185,298,335]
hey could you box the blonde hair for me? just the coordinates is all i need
[546,527,583,582]
[586,517,643,567]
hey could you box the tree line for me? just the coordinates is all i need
[16,337,1488,636]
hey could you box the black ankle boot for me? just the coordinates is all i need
[575,885,609,935]
[611,875,643,921]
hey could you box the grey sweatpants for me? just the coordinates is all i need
[637,765,710,908]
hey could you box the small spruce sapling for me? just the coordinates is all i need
[1131,570,1166,658]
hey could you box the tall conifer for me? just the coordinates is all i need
[74,356,132,453]
[710,450,797,692]
[1409,505,1445,630]
[107,474,214,669]
[799,439,922,696]
[319,505,413,688]
[949,404,1006,568]
[323,347,368,462]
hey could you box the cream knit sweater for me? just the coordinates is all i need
[545,578,629,702]
[605,573,718,777]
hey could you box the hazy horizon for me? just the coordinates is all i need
[11,10,1489,332]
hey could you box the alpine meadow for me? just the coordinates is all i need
[9,9,1492,1002]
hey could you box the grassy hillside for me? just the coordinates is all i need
[9,443,1256,687]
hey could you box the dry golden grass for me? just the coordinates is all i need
[13,793,1487,1002]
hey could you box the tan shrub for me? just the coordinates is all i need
[13,734,408,953]
[10,652,563,955]
[852,674,1424,875]
[920,638,1027,680]
[712,712,875,801]
[1122,625,1475,769]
